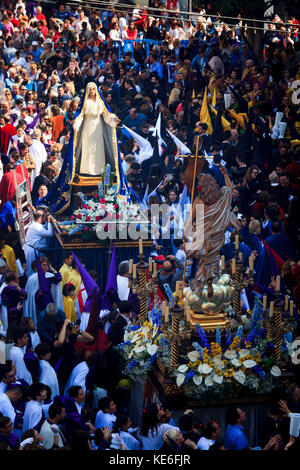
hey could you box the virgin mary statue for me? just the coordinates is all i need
[73,82,119,176]
[39,82,133,214]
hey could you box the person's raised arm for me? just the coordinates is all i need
[54,319,70,348]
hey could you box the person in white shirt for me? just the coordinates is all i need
[0,386,22,428]
[0,361,17,394]
[73,10,91,34]
[117,261,130,301]
[197,421,221,450]
[64,359,89,396]
[137,403,178,450]
[39,402,66,449]
[26,129,47,186]
[23,210,54,278]
[115,415,141,450]
[23,382,48,432]
[95,397,117,430]
[35,343,59,400]
[9,329,32,385]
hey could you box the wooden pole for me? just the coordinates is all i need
[182,135,200,287]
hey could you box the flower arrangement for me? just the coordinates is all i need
[116,320,163,381]
[170,298,295,399]
[62,165,148,238]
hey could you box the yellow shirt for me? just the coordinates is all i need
[63,295,77,322]
[0,245,17,273]
[59,264,73,291]
[66,269,82,299]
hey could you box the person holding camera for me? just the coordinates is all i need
[52,319,94,394]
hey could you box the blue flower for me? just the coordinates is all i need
[185,371,195,381]
[195,325,211,352]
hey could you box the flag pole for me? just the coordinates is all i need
[182,134,200,288]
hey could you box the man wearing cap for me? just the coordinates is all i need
[37,303,66,345]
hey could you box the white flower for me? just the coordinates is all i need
[146,343,157,356]
[213,374,223,384]
[214,360,225,369]
[98,209,105,216]
[134,345,146,354]
[152,325,159,338]
[270,366,281,377]
[231,359,241,367]
[202,363,213,374]
[205,375,213,386]
[239,349,250,358]
[224,350,237,359]
[233,371,246,384]
[243,360,257,368]
[241,315,248,323]
[187,351,199,363]
[130,334,140,343]
[176,373,185,387]
[193,375,203,385]
[178,365,188,373]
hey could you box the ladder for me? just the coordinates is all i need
[13,164,34,246]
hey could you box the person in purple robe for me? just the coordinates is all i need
[1,272,27,342]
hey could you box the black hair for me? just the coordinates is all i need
[34,343,51,359]
[271,220,282,234]
[119,301,132,315]
[68,385,83,398]
[226,406,240,425]
[179,413,193,432]
[98,396,112,412]
[48,403,64,419]
[13,328,27,344]
[27,382,46,400]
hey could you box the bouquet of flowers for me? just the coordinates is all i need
[116,321,162,381]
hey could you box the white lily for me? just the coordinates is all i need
[146,343,158,356]
[213,374,223,384]
[193,375,203,385]
[231,359,241,367]
[239,349,250,357]
[224,350,237,359]
[178,365,188,373]
[214,360,225,369]
[176,373,185,387]
[131,334,140,343]
[243,360,257,368]
[187,351,199,363]
[233,371,246,384]
[134,345,146,354]
[270,366,281,377]
[202,363,213,374]
[205,375,213,386]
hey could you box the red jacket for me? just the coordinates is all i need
[0,124,17,154]
[0,164,31,211]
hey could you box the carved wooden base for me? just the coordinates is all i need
[190,310,230,331]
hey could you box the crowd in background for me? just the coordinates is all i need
[0,0,299,451]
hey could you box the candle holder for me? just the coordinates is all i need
[232,253,255,319]
[129,254,158,325]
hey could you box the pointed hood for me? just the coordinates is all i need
[71,251,99,312]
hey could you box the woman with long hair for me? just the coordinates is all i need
[138,403,177,450]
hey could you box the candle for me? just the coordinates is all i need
[153,262,157,278]
[165,306,169,323]
[186,306,191,323]
[284,295,289,312]
[149,257,153,273]
[221,255,225,270]
[290,300,294,318]
[162,300,166,321]
[175,281,180,297]
[139,238,143,256]
[239,252,243,262]
[232,258,236,274]
[275,275,280,292]
[133,264,137,279]
[129,259,133,275]
[263,295,267,312]
[235,234,239,251]
[269,301,274,318]
[249,255,254,272]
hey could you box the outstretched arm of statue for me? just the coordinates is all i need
[73,115,83,133]
[220,164,233,191]
[102,112,120,127]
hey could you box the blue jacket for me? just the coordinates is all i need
[37,308,66,344]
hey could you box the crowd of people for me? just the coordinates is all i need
[0,0,299,452]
